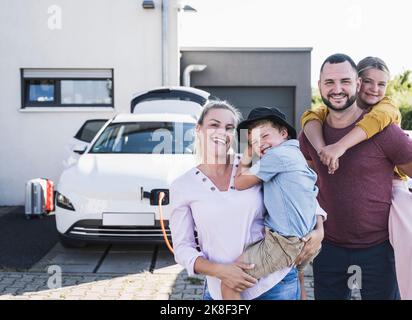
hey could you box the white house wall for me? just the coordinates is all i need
[0,0,180,205]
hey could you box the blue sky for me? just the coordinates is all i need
[179,0,412,86]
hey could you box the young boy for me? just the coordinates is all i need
[221,106,320,300]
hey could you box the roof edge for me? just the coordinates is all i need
[180,47,313,52]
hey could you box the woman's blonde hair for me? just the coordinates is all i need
[194,100,242,163]
[357,56,390,78]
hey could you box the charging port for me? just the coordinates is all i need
[150,189,169,206]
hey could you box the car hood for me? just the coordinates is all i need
[58,153,196,200]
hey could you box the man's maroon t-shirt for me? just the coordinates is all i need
[299,115,412,248]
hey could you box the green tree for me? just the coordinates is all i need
[311,88,323,109]
[387,70,412,129]
[386,70,412,97]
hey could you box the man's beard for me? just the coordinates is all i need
[321,93,357,112]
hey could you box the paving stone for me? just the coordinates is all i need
[157,287,173,294]
[102,289,121,296]
[154,294,170,300]
[195,289,204,295]
[7,282,27,288]
[185,284,202,290]
[63,296,84,300]
[181,288,198,294]
[2,288,20,295]
[169,293,183,300]
[182,293,201,300]
[5,274,23,278]
[48,292,66,299]
[62,280,79,286]
[1,251,321,301]
[0,279,16,285]
[171,284,186,291]
[9,296,29,300]
[66,289,89,296]
[83,294,104,300]
[134,296,154,300]
[28,296,50,300]
[121,287,142,295]
[99,296,117,300]
[117,294,135,300]
[20,276,35,282]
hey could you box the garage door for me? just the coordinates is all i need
[197,86,295,123]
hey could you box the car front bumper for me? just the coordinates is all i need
[61,219,172,244]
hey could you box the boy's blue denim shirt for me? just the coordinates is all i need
[249,139,318,238]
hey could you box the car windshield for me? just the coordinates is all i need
[89,122,195,154]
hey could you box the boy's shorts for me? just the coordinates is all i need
[241,228,320,279]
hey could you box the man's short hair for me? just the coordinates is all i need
[320,53,357,73]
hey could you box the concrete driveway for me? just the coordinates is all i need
[0,206,360,300]
[0,206,205,300]
[30,242,180,275]
[0,206,179,275]
[0,242,204,300]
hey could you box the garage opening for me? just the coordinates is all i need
[196,86,295,123]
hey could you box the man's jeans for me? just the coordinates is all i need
[203,267,300,300]
[313,240,400,300]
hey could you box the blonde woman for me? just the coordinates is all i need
[169,101,325,300]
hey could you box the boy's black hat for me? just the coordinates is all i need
[237,107,297,139]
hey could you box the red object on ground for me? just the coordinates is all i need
[45,179,54,213]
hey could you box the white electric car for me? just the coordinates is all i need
[56,87,210,247]
[62,86,210,168]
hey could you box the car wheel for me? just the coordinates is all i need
[58,234,88,248]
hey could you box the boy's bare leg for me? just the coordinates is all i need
[221,282,241,300]
[298,270,307,300]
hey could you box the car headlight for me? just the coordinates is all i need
[56,192,75,211]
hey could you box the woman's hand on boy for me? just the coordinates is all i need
[294,227,324,267]
[216,262,257,292]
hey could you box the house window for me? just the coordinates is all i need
[21,69,114,108]
[27,79,56,103]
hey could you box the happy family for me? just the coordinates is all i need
[169,53,412,300]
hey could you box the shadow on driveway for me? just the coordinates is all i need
[0,206,58,271]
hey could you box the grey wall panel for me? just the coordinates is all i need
[197,86,295,123]
[180,49,311,130]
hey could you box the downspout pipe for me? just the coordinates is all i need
[183,64,207,87]
[162,0,168,86]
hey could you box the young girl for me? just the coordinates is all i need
[301,56,412,299]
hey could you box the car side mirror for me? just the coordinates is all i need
[73,145,87,155]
